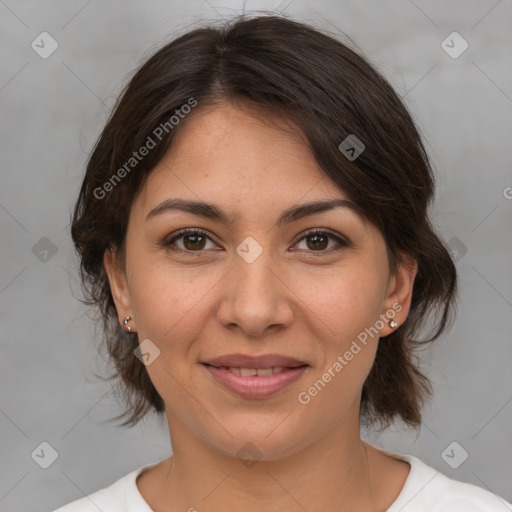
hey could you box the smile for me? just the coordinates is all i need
[215,366,287,376]
[201,363,309,398]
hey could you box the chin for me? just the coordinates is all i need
[206,420,307,463]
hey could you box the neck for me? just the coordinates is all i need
[149,418,379,511]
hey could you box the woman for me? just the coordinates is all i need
[53,14,510,512]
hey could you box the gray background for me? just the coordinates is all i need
[1,0,511,510]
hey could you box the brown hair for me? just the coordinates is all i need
[71,14,457,430]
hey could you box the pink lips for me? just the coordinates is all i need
[201,353,309,399]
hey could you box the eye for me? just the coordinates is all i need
[163,228,218,253]
[163,228,350,255]
[292,229,349,254]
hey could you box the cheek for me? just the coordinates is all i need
[295,271,383,419]
[291,264,386,406]
[125,264,218,414]
[293,263,388,343]
[127,260,222,354]
[128,254,387,356]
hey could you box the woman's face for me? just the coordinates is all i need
[105,101,417,460]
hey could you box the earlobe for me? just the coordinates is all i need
[103,247,133,328]
[381,255,418,336]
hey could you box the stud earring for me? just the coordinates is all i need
[123,316,133,332]
[389,320,398,329]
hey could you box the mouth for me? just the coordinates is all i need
[201,353,308,369]
[200,353,309,398]
[204,365,301,376]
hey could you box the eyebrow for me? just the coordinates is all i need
[146,198,364,226]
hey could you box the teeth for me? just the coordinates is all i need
[239,368,257,377]
[217,366,287,376]
[256,368,273,376]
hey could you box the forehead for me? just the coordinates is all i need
[136,101,351,211]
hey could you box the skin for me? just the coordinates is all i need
[104,100,418,511]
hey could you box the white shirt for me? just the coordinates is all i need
[52,449,511,511]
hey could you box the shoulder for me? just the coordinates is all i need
[50,461,159,512]
[416,470,512,511]
[387,451,512,512]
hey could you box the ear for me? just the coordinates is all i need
[380,253,418,337]
[103,247,134,329]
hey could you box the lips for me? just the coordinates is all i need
[215,366,286,376]
[202,353,307,369]
[200,353,309,398]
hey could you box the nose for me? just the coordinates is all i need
[216,243,294,338]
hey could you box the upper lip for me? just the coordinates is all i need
[201,353,308,369]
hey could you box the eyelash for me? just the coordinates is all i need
[163,228,350,256]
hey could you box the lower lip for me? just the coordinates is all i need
[202,364,308,398]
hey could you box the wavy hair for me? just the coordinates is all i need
[71,14,457,430]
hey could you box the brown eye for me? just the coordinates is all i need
[163,228,348,255]
[182,233,207,250]
[164,229,216,253]
[293,229,348,254]
[305,233,329,250]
